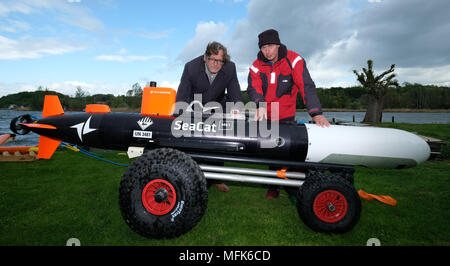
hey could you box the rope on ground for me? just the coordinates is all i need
[60,142,129,167]
[358,189,397,206]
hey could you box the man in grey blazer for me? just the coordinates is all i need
[175,42,243,192]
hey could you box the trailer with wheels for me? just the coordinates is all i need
[118,147,360,238]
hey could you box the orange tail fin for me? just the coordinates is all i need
[42,95,64,118]
[0,134,11,145]
[37,135,61,159]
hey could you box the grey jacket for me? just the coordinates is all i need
[175,56,242,111]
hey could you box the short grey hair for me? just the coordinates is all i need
[205,41,230,63]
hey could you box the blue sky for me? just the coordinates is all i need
[1,0,449,97]
[0,0,249,96]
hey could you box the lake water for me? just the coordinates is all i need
[1,109,449,147]
[295,111,450,124]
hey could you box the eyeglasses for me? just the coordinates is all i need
[207,57,225,65]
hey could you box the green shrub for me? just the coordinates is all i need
[441,142,450,159]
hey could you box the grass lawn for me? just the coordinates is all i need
[0,123,449,246]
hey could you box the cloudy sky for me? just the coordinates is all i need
[0,0,449,97]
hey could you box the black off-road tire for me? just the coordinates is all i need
[296,172,361,233]
[119,148,208,238]
[284,170,353,200]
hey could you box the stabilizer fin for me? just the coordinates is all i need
[20,123,57,130]
[42,95,64,118]
[0,133,11,145]
[37,135,61,159]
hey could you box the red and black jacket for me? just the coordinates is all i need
[247,44,323,120]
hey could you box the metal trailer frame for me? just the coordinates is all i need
[189,152,355,187]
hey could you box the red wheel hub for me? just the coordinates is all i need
[141,179,176,215]
[313,190,348,223]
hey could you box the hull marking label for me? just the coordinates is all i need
[133,130,153,139]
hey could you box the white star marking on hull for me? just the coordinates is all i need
[71,116,97,142]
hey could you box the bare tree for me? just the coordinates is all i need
[75,86,89,98]
[353,60,399,122]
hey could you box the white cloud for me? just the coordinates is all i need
[118,48,127,55]
[397,65,450,87]
[0,82,36,97]
[158,80,180,92]
[0,79,182,97]
[95,54,167,63]
[0,19,30,33]
[0,1,34,17]
[0,35,84,59]
[176,21,229,63]
[226,0,355,89]
[0,81,130,97]
[309,32,361,66]
[169,0,450,90]
[350,0,450,68]
[0,0,103,33]
[46,81,127,96]
[227,0,450,88]
[139,29,175,39]
[96,42,168,63]
[56,4,104,33]
[230,0,352,66]
[0,1,104,62]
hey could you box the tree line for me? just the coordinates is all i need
[315,83,449,110]
[0,82,449,111]
[251,82,449,110]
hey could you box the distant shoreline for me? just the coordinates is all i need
[3,107,450,113]
[309,108,450,113]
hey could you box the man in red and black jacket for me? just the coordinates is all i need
[248,29,329,126]
[247,29,330,199]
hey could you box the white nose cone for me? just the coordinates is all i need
[305,125,430,169]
